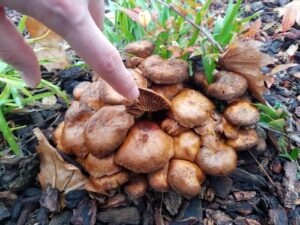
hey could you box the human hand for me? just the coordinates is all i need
[0,0,139,99]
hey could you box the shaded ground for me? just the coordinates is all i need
[1,0,300,224]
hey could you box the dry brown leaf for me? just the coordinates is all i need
[276,0,300,32]
[244,19,262,39]
[34,128,87,193]
[271,63,298,74]
[25,17,69,71]
[219,40,275,103]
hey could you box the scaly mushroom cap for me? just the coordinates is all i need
[53,121,65,151]
[226,128,259,151]
[85,105,134,158]
[86,171,129,195]
[151,83,184,100]
[61,102,93,157]
[148,163,169,192]
[173,131,201,162]
[125,40,155,58]
[194,111,223,136]
[171,89,215,128]
[196,135,237,176]
[160,117,190,137]
[125,88,171,117]
[168,159,205,199]
[81,153,122,178]
[73,81,92,100]
[139,55,189,84]
[129,68,148,88]
[79,81,104,110]
[124,175,148,199]
[207,71,248,103]
[223,100,260,127]
[115,121,174,173]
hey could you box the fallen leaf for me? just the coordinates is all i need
[25,17,69,71]
[219,40,275,103]
[34,128,87,193]
[286,44,299,57]
[276,0,300,32]
[271,63,298,74]
[244,19,262,39]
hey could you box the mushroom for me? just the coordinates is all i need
[124,176,148,199]
[60,101,93,157]
[99,79,126,105]
[223,100,260,127]
[79,81,104,110]
[115,121,174,173]
[207,71,248,103]
[129,68,148,88]
[168,159,205,199]
[170,89,215,128]
[221,117,239,140]
[148,163,169,192]
[193,71,208,90]
[173,131,201,162]
[125,40,155,58]
[194,111,223,136]
[124,55,144,68]
[81,153,122,178]
[160,117,190,137]
[84,105,134,158]
[73,81,92,100]
[151,83,184,100]
[226,128,259,151]
[139,55,189,84]
[53,121,65,151]
[196,135,237,176]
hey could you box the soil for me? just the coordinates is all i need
[1,0,300,225]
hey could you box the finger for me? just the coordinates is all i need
[88,0,105,30]
[60,16,139,99]
[0,7,41,87]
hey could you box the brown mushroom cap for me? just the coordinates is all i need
[124,55,144,68]
[148,163,169,192]
[173,131,201,162]
[168,159,205,199]
[226,128,259,151]
[129,68,148,88]
[160,117,190,137]
[124,176,148,199]
[84,105,134,158]
[125,40,155,58]
[196,135,237,176]
[170,89,215,128]
[151,83,184,100]
[207,71,248,102]
[194,111,223,136]
[139,55,189,84]
[222,117,239,140]
[53,121,65,151]
[61,102,93,157]
[223,100,260,127]
[193,72,208,89]
[99,79,126,105]
[86,171,129,195]
[73,81,92,100]
[79,81,104,110]
[115,121,174,173]
[81,153,122,178]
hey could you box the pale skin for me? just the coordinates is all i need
[0,0,140,99]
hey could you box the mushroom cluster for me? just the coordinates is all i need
[53,40,263,199]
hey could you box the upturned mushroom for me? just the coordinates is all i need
[160,117,190,136]
[139,55,189,84]
[207,71,248,103]
[196,135,237,176]
[84,105,134,158]
[226,128,259,151]
[173,131,201,162]
[170,89,215,128]
[124,175,148,199]
[168,159,206,199]
[115,121,174,173]
[223,100,260,127]
[125,40,155,58]
[148,163,169,192]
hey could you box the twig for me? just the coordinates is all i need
[155,0,224,53]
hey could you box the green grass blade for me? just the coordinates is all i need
[17,15,28,33]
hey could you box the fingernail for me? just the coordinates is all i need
[127,85,140,99]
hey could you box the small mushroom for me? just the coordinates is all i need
[148,163,169,192]
[129,68,148,88]
[170,89,215,128]
[223,100,260,127]
[125,40,155,58]
[73,81,92,100]
[173,131,201,162]
[79,81,104,110]
[151,83,184,100]
[160,117,190,137]
[207,71,248,102]
[196,135,237,176]
[226,128,259,151]
[115,121,174,173]
[124,176,148,199]
[61,101,93,157]
[139,55,189,84]
[84,105,134,158]
[222,117,239,140]
[81,153,122,178]
[168,159,205,199]
[124,55,144,68]
[194,111,223,136]
[53,121,65,151]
